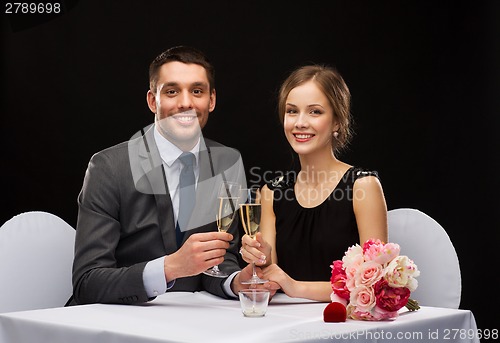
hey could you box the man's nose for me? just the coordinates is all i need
[178,91,193,109]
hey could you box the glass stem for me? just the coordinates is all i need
[252,263,257,277]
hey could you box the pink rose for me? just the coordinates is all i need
[349,285,376,313]
[343,249,364,286]
[330,260,350,300]
[364,240,400,265]
[347,304,399,321]
[374,279,410,312]
[342,244,363,274]
[354,260,383,288]
[347,304,375,321]
[372,306,399,321]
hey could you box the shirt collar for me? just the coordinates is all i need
[153,124,201,167]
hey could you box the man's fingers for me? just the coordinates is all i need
[203,248,227,261]
[192,231,233,242]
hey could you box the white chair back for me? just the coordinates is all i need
[388,208,461,309]
[0,211,75,313]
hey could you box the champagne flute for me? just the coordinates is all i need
[240,188,268,284]
[203,181,240,278]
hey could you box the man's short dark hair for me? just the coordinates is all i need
[149,46,215,93]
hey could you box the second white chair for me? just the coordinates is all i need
[388,208,461,309]
[0,211,75,313]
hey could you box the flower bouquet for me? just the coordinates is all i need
[329,239,420,321]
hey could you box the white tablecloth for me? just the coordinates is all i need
[0,291,479,343]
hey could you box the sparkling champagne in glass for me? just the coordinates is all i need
[240,188,267,284]
[203,182,239,278]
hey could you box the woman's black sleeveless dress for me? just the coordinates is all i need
[267,166,379,282]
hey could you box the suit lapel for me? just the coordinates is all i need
[136,127,177,254]
[153,168,177,254]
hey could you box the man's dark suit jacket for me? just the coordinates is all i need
[72,125,245,305]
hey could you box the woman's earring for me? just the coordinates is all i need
[333,131,339,139]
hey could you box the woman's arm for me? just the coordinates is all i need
[262,264,332,302]
[259,185,277,265]
[353,176,388,243]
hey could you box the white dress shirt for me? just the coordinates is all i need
[142,124,238,298]
[153,126,201,224]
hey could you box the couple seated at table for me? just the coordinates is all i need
[71,45,387,306]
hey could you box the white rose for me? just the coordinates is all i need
[384,255,420,290]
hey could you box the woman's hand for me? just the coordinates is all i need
[240,232,272,267]
[263,264,335,302]
[261,264,298,297]
[231,264,280,298]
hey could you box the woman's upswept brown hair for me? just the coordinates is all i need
[278,65,353,155]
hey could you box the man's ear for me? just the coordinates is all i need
[146,90,157,113]
[209,89,216,113]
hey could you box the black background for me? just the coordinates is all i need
[2,0,499,337]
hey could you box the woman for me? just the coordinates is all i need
[241,65,388,302]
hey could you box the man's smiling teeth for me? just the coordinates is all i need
[176,116,195,122]
[295,134,314,139]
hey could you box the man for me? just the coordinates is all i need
[72,46,258,305]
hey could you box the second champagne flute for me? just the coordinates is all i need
[240,188,268,284]
[203,181,240,278]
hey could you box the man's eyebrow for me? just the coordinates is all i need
[192,81,209,88]
[160,81,209,88]
[160,82,179,88]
